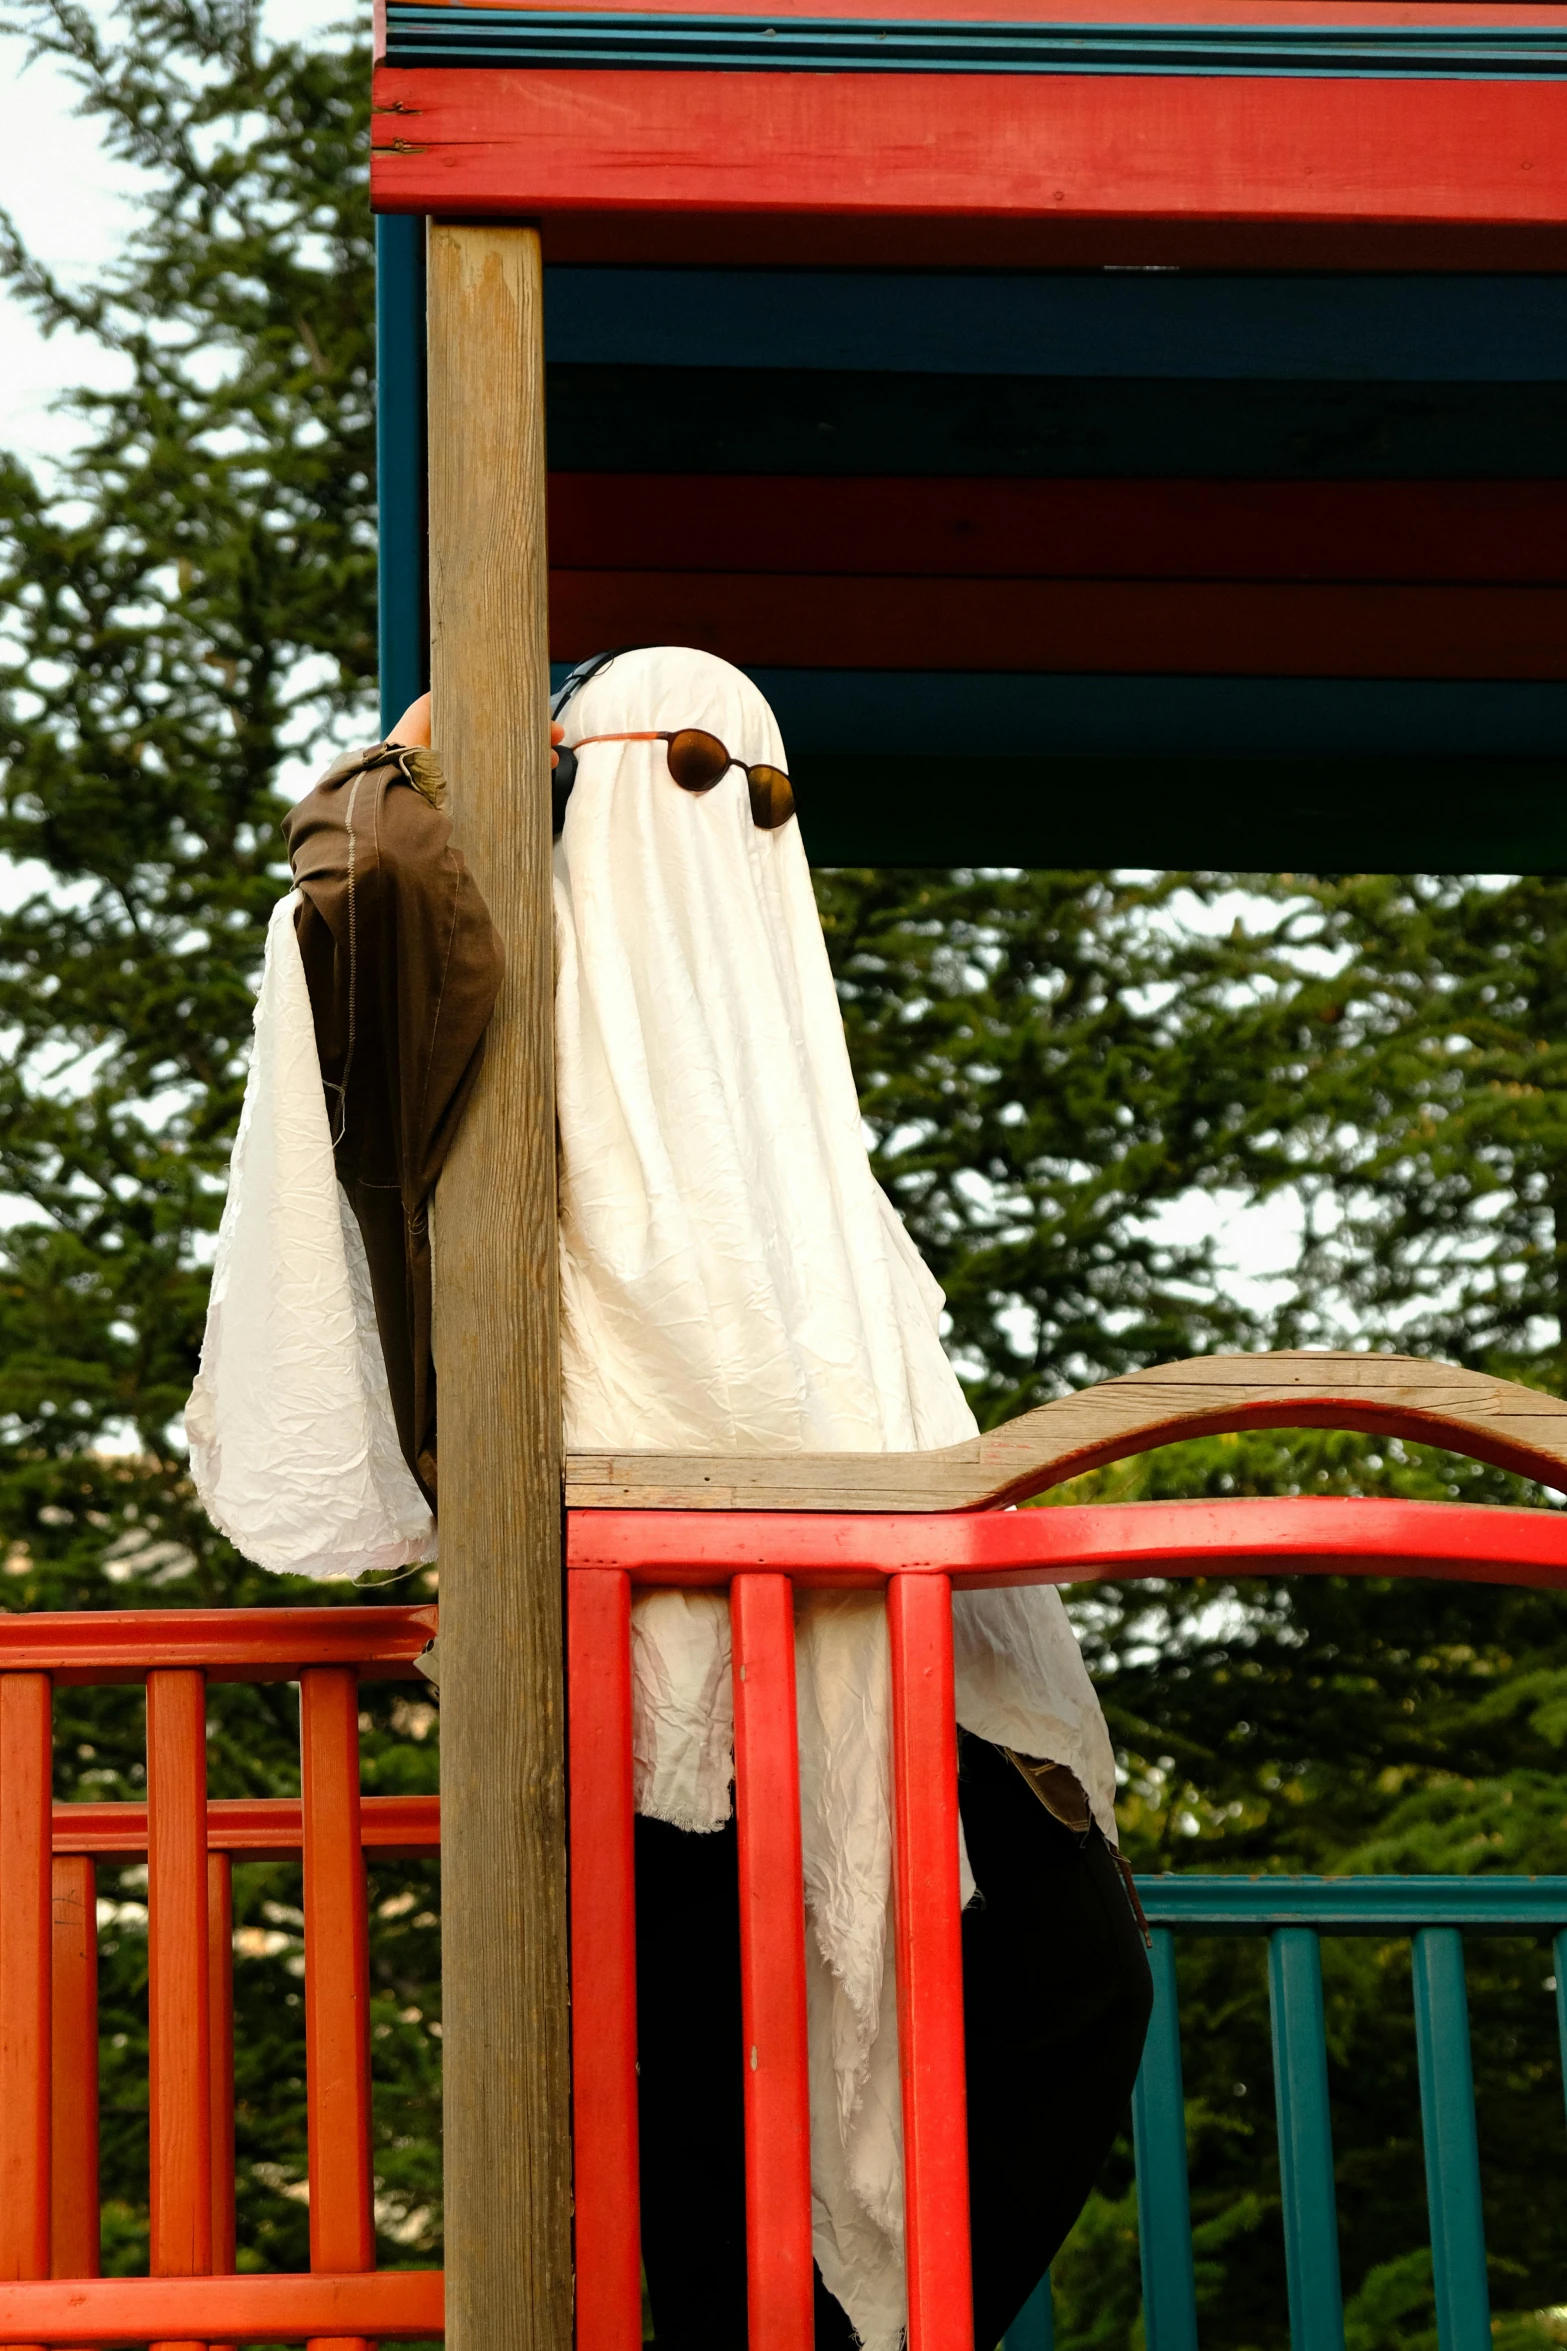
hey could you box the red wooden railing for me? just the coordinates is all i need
[3,1495,1566,2349]
[0,1608,442,2349]
[566,1494,1567,2351]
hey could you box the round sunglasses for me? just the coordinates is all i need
[559,729,795,832]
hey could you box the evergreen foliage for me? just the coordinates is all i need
[0,0,438,2280]
[1,8,1564,2342]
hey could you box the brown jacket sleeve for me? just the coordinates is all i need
[281,743,505,1505]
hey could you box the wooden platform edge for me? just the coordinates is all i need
[564,1350,1567,1510]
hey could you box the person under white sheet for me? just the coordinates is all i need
[189,643,1150,2351]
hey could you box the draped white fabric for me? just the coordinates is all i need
[554,648,1116,2351]
[185,892,436,1579]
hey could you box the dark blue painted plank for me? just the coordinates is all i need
[386,4,1567,78]
[376,212,429,738]
[735,670,1567,758]
[546,366,1567,477]
[544,268,1567,383]
[778,751,1567,867]
[1412,1929,1492,2351]
[1132,1930,1201,2351]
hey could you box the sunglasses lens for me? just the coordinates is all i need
[747,766,796,831]
[666,729,731,792]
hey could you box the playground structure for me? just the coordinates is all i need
[4,0,1567,2340]
[0,1362,1565,2349]
[361,2,1567,2327]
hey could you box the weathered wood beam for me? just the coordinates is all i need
[429,221,571,2351]
[567,1350,1567,1511]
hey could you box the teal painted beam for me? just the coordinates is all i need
[1268,1931,1346,2351]
[1412,1929,1491,2351]
[1002,2274,1055,2351]
[1134,1877,1567,1934]
[375,211,428,739]
[1132,1929,1200,2351]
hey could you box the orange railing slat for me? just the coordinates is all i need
[301,1668,375,2351]
[731,1573,814,2351]
[888,1575,974,2351]
[147,1670,213,2351]
[566,1569,641,2351]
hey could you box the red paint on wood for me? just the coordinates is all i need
[567,1496,1567,1587]
[1,1674,54,2351]
[0,1609,436,1685]
[549,475,1567,588]
[371,69,1567,257]
[550,570,1567,677]
[47,1793,440,1861]
[730,1575,814,2351]
[567,1570,642,2351]
[50,1855,99,2288]
[887,1576,972,2351]
[0,2271,443,2344]
[206,1854,236,2351]
[300,1671,375,2351]
[145,1670,211,2351]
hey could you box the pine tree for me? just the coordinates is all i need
[0,0,439,2275]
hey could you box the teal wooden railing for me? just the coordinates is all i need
[1003,1875,1567,2351]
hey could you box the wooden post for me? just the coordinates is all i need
[426,223,571,2351]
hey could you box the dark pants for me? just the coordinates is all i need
[636,1732,1153,2350]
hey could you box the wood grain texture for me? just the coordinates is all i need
[370,68,1567,241]
[566,1350,1567,1511]
[428,222,572,2351]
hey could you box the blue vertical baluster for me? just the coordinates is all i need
[1411,1927,1490,2351]
[375,211,430,737]
[1002,2272,1055,2351]
[1268,1928,1345,2351]
[1133,1926,1200,2351]
[1555,1927,1567,2135]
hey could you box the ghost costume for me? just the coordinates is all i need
[189,646,1148,2351]
[552,647,1131,2349]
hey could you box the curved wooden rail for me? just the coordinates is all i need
[564,1349,1567,1512]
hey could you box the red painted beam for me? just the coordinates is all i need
[549,476,1567,588]
[0,2271,444,2344]
[549,571,1567,676]
[0,1609,437,1685]
[371,68,1567,270]
[48,1795,441,1860]
[565,1496,1567,1587]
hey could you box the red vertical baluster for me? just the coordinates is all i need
[1,1673,53,2351]
[146,1668,212,2351]
[300,1668,374,2351]
[887,1575,973,2351]
[567,1568,641,2351]
[207,1852,237,2351]
[52,1853,101,2274]
[51,1851,99,2351]
[731,1572,813,2351]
